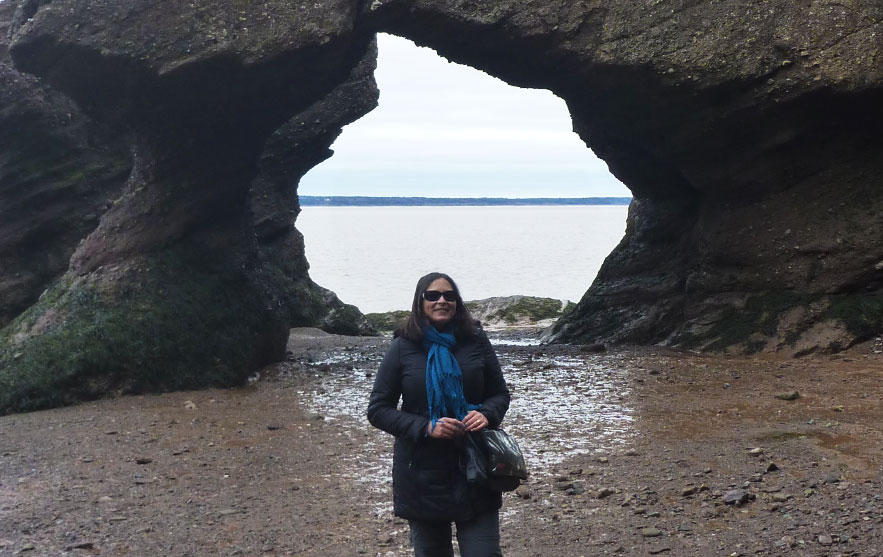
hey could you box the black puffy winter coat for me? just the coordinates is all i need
[367,328,510,522]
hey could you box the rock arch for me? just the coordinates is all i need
[1,0,881,412]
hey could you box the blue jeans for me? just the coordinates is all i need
[408,511,502,557]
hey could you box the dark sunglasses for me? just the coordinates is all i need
[423,290,457,302]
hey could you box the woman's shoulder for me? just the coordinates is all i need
[459,320,489,344]
[390,333,421,351]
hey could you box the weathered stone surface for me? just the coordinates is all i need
[0,0,375,414]
[0,1,131,326]
[362,0,883,354]
[250,39,379,336]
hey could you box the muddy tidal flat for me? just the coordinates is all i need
[2,329,883,556]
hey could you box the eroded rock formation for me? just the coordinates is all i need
[0,0,376,413]
[251,39,380,336]
[365,0,883,355]
[1,0,882,412]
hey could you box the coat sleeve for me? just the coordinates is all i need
[367,338,430,443]
[476,331,510,429]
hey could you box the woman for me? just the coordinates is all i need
[367,272,510,557]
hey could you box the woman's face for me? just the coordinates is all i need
[422,277,456,328]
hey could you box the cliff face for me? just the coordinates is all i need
[365,0,883,355]
[1,0,881,412]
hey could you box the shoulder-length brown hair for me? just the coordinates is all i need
[397,272,478,342]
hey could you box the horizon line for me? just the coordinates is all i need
[300,195,633,199]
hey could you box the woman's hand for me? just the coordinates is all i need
[462,410,488,432]
[427,417,465,439]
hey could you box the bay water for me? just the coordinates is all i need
[296,205,629,314]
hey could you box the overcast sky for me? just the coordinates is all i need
[298,34,630,198]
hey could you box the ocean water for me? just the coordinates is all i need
[296,205,629,314]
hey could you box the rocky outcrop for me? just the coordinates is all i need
[2,0,882,412]
[364,0,883,355]
[366,296,572,332]
[0,0,376,413]
[467,296,571,330]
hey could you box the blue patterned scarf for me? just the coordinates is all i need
[423,325,481,431]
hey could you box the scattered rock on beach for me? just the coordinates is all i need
[722,489,753,505]
[775,391,801,401]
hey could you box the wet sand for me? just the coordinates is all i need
[2,329,883,555]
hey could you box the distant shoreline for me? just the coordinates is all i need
[299,195,632,207]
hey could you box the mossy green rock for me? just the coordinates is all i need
[366,297,571,333]
[468,296,572,329]
[0,252,287,414]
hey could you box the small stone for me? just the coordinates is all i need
[135,457,152,465]
[641,527,663,538]
[774,391,800,401]
[722,490,752,505]
[817,534,832,546]
[597,487,616,499]
[515,486,531,499]
[682,486,698,496]
[267,425,282,431]
[183,400,197,410]
[108,516,126,522]
[218,509,239,516]
[766,462,779,472]
[97,496,113,503]
[772,493,790,503]
[747,447,764,456]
